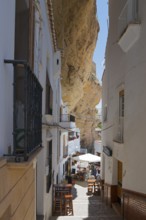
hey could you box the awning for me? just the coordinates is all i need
[72,153,101,163]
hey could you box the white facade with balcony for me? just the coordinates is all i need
[59,105,76,129]
[102,0,146,202]
[58,104,80,182]
[0,1,61,219]
[32,1,62,219]
[58,128,80,181]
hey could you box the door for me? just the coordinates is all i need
[117,160,123,204]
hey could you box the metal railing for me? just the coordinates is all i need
[118,0,139,37]
[4,59,43,161]
[60,114,75,122]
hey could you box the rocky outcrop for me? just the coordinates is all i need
[72,63,101,149]
[52,0,101,148]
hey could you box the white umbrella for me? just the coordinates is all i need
[72,153,101,163]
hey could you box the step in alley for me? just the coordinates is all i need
[50,181,122,220]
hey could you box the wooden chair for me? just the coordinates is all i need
[94,181,101,195]
[88,183,94,194]
[53,184,73,215]
[64,194,74,216]
[53,187,63,215]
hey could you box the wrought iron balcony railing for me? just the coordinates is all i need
[4,59,43,161]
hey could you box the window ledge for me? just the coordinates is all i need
[113,139,124,144]
[118,23,141,52]
[6,147,42,169]
[113,140,124,149]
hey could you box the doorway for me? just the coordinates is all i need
[117,160,123,204]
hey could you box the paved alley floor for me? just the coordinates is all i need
[50,181,122,220]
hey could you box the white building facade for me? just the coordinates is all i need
[0,0,62,220]
[0,0,15,157]
[0,0,44,219]
[34,1,62,219]
[59,104,80,182]
[102,0,146,219]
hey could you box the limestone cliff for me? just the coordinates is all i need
[52,0,101,148]
[72,63,101,150]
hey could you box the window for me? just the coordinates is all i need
[63,135,68,158]
[68,131,76,141]
[63,164,65,175]
[46,73,53,115]
[118,90,124,142]
[56,174,58,184]
[103,105,107,122]
[76,132,79,139]
[119,90,124,117]
[57,130,60,163]
[46,140,52,193]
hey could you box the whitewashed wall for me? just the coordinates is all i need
[94,140,102,154]
[102,0,146,194]
[35,0,61,219]
[0,0,15,156]
[59,131,68,182]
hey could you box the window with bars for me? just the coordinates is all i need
[103,105,107,122]
[119,90,124,117]
[118,90,124,142]
[4,60,42,161]
[63,135,68,158]
[46,73,53,115]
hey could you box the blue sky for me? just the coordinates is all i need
[93,0,108,84]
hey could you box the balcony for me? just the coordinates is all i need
[118,0,140,52]
[60,114,76,129]
[4,60,43,161]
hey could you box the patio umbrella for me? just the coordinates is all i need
[72,153,101,163]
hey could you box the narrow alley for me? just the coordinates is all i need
[50,181,122,220]
[1,1,146,220]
